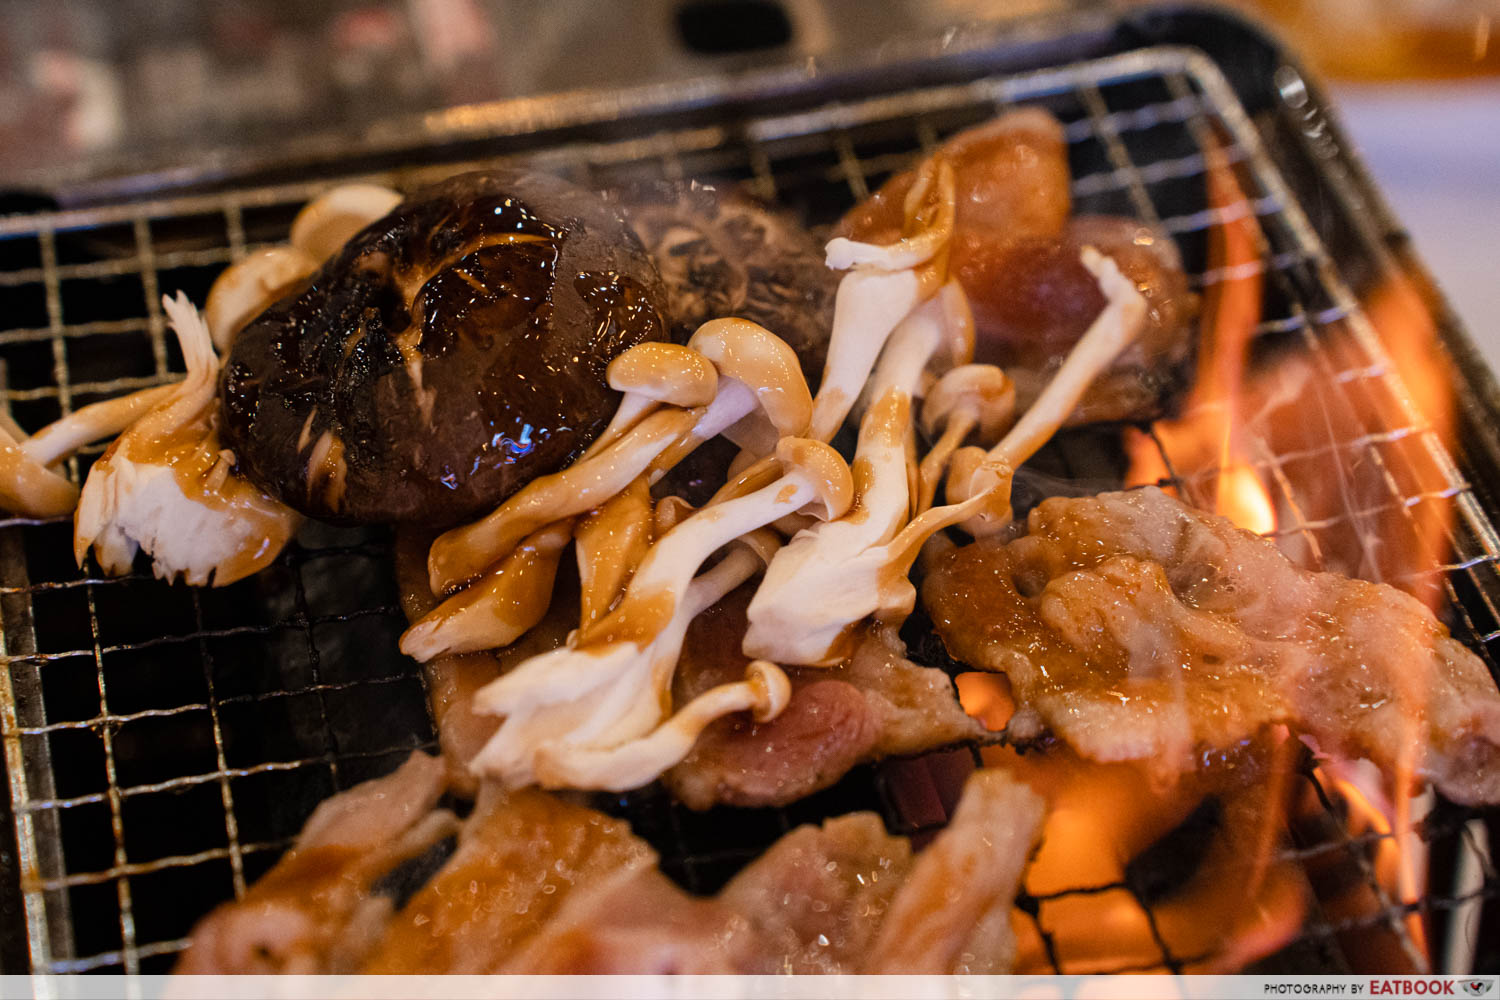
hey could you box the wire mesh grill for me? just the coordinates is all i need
[1,46,1497,975]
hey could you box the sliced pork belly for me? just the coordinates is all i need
[922,486,1500,804]
[719,812,912,973]
[179,761,1043,974]
[868,768,1045,973]
[174,751,452,973]
[664,586,985,810]
[363,783,657,973]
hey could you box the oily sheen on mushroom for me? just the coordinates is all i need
[219,170,669,525]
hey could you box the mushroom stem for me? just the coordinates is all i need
[399,518,574,661]
[575,476,654,628]
[21,384,179,467]
[742,460,1007,665]
[809,160,958,443]
[0,381,187,518]
[579,343,718,461]
[952,247,1148,535]
[807,267,924,442]
[915,414,975,513]
[0,427,80,518]
[577,438,852,648]
[469,534,780,789]
[914,363,1015,514]
[531,660,790,791]
[428,405,702,594]
[996,248,1145,468]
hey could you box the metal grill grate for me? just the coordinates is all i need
[1,46,1497,975]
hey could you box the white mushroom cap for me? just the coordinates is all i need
[581,343,718,460]
[687,318,812,457]
[289,183,403,263]
[920,364,1016,443]
[608,342,718,405]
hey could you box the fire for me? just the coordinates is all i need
[955,675,1309,971]
[954,128,1466,973]
[1125,135,1277,536]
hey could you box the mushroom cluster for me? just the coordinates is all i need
[407,145,1147,793]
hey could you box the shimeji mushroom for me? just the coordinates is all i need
[579,343,718,460]
[946,246,1148,536]
[915,364,1015,512]
[427,404,703,594]
[428,321,811,594]
[574,475,654,628]
[467,530,787,790]
[287,183,403,264]
[740,283,973,665]
[74,293,301,586]
[398,518,575,660]
[742,248,1148,666]
[650,318,814,474]
[742,461,1010,666]
[527,660,790,791]
[808,157,957,442]
[204,247,319,353]
[0,382,178,517]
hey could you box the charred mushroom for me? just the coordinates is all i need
[220,170,669,525]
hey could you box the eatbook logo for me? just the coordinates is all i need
[1461,980,1494,997]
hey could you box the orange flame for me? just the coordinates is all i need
[956,675,1307,971]
[1126,135,1276,535]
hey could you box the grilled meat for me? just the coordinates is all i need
[664,586,985,810]
[178,760,1042,974]
[173,751,453,973]
[839,110,1196,424]
[922,486,1500,804]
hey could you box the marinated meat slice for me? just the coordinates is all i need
[220,170,668,525]
[922,486,1500,804]
[503,868,760,973]
[664,586,984,809]
[618,180,837,386]
[868,769,1045,973]
[719,812,912,973]
[179,763,1042,974]
[362,783,657,973]
[175,751,453,973]
[955,215,1196,424]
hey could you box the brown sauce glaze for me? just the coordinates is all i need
[221,170,668,525]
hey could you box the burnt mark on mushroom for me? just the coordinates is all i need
[220,170,669,525]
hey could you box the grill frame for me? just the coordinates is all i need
[1,17,1498,977]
